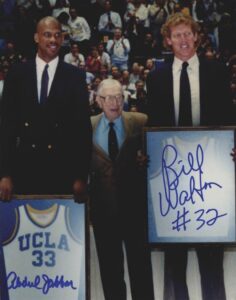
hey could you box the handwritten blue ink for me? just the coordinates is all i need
[172,207,191,231]
[159,144,222,217]
[195,208,227,230]
[7,271,77,295]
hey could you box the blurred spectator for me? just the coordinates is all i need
[139,32,161,61]
[110,65,120,78]
[129,61,141,84]
[51,0,70,18]
[132,0,149,35]
[88,0,104,44]
[68,7,91,56]
[34,0,52,19]
[64,42,85,67]
[89,76,103,115]
[0,41,25,69]
[98,42,111,71]
[194,0,219,24]
[80,64,95,84]
[145,58,155,71]
[129,79,148,112]
[112,0,127,18]
[86,46,102,75]
[140,67,150,90]
[16,0,33,11]
[165,0,177,15]
[148,0,168,44]
[106,27,130,71]
[121,69,130,88]
[57,11,71,57]
[98,0,122,40]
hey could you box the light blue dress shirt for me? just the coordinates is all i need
[94,114,125,156]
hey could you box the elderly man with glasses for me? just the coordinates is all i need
[89,78,154,300]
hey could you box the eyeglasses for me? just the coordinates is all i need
[99,94,123,104]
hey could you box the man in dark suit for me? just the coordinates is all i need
[146,13,235,300]
[90,78,154,300]
[0,16,92,199]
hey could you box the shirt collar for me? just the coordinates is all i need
[102,113,123,129]
[173,53,199,72]
[36,55,59,73]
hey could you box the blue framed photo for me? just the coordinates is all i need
[0,196,88,300]
[145,127,236,244]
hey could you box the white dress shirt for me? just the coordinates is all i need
[98,11,122,32]
[172,54,200,126]
[36,55,59,103]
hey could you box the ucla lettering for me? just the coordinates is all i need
[32,232,43,248]
[58,234,69,251]
[45,232,56,248]
[18,232,70,252]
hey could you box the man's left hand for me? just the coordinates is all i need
[73,179,88,203]
[231,148,236,162]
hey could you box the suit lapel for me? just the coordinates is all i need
[27,61,38,105]
[121,112,132,144]
[199,59,207,125]
[47,60,65,101]
[165,63,176,125]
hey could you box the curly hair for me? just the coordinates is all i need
[161,13,201,48]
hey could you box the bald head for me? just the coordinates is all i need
[34,16,63,63]
[36,16,61,33]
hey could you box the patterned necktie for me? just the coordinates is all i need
[108,122,119,161]
[40,64,49,104]
[178,61,192,126]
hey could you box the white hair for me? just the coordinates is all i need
[97,78,123,96]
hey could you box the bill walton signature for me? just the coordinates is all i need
[7,271,77,295]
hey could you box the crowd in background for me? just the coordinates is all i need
[0,0,236,116]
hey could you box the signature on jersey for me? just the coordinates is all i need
[7,271,77,294]
[159,143,222,217]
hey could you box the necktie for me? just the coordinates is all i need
[40,64,49,104]
[107,12,113,30]
[178,61,192,126]
[108,122,119,161]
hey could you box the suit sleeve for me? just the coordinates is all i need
[70,69,92,183]
[146,71,159,126]
[0,64,20,178]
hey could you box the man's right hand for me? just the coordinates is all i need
[0,177,13,201]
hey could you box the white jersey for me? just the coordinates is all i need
[3,204,84,300]
[149,133,235,239]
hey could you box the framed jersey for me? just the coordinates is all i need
[0,196,89,300]
[145,127,236,245]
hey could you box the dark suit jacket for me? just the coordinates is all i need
[0,59,92,194]
[146,58,234,127]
